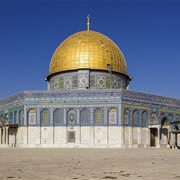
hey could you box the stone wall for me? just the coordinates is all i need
[16,126,149,148]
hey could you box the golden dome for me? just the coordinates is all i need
[49,30,127,77]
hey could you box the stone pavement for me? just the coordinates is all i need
[0,148,179,180]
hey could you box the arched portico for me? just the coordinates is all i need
[169,120,180,149]
[0,124,18,147]
[160,117,169,147]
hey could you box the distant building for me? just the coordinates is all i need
[0,17,179,148]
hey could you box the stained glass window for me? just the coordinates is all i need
[109,108,117,124]
[168,114,173,122]
[54,108,63,125]
[124,109,129,125]
[175,114,179,121]
[80,108,89,125]
[19,110,23,125]
[133,110,138,126]
[94,108,103,125]
[142,111,147,126]
[14,111,17,124]
[10,112,13,124]
[41,109,48,125]
[28,109,36,125]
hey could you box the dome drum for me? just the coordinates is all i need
[47,69,129,91]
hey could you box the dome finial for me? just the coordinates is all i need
[87,14,90,30]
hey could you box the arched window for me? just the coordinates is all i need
[142,111,147,126]
[67,109,76,125]
[19,110,23,125]
[80,108,89,125]
[10,112,13,124]
[108,108,117,124]
[54,108,63,125]
[133,110,138,126]
[94,108,103,125]
[175,114,179,121]
[14,111,18,124]
[168,114,173,122]
[124,109,129,125]
[41,109,49,125]
[28,109,36,125]
[151,113,157,120]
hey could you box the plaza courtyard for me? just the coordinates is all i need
[0,148,179,180]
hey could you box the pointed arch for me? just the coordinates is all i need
[141,111,148,126]
[53,108,64,125]
[80,108,90,125]
[108,108,117,124]
[28,109,36,125]
[19,110,23,125]
[133,110,138,126]
[124,109,130,125]
[161,117,168,128]
[175,114,179,121]
[151,112,157,120]
[10,112,13,124]
[14,111,18,124]
[160,117,169,145]
[40,109,49,125]
[94,108,103,125]
[150,112,158,124]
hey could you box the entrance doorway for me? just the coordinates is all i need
[150,128,157,147]
[160,117,169,146]
[68,131,75,143]
[9,127,17,147]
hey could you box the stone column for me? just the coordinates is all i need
[166,127,170,148]
[171,133,175,149]
[2,127,5,144]
[121,126,125,147]
[157,127,160,148]
[5,126,9,145]
[174,133,178,149]
[106,126,108,146]
[169,132,174,149]
[146,128,150,148]
[12,128,16,147]
[138,127,141,146]
[129,126,133,147]
[178,133,180,147]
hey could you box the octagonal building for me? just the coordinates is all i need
[0,17,180,148]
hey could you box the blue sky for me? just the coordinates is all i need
[0,0,180,99]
